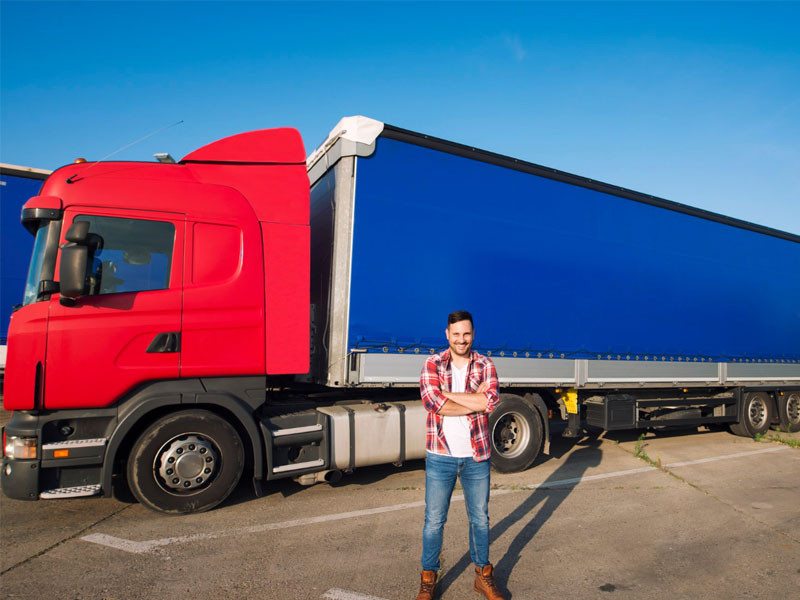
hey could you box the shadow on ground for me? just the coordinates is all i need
[217,458,427,509]
[437,432,604,597]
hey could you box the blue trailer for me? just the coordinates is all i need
[307,117,800,470]
[1,164,51,372]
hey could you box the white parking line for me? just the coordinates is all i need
[80,445,789,554]
[664,445,787,467]
[322,589,390,600]
[518,466,658,490]
[80,533,155,554]
[83,500,428,554]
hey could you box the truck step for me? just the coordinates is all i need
[272,459,325,473]
[261,410,329,479]
[271,424,323,437]
[40,484,101,499]
[270,424,324,447]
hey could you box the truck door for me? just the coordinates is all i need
[44,208,184,409]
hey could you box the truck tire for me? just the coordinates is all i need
[776,391,800,433]
[127,409,244,514]
[489,395,543,473]
[729,392,775,438]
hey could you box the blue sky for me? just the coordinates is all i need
[2,1,799,234]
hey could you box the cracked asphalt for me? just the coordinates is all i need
[1,407,798,599]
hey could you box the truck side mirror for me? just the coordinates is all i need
[59,244,89,303]
[59,220,103,306]
[65,220,91,243]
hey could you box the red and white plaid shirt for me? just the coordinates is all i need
[420,349,499,462]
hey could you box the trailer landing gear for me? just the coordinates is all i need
[562,412,583,438]
[561,389,584,438]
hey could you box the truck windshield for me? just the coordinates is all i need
[22,224,49,306]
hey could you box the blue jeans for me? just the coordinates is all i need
[421,452,491,571]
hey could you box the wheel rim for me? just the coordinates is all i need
[786,393,800,425]
[154,434,219,493]
[492,411,531,459]
[747,396,769,429]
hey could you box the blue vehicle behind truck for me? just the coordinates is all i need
[2,117,799,514]
[1,164,51,374]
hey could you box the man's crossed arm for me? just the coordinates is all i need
[420,359,499,416]
[438,381,490,415]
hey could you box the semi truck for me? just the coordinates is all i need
[0,164,52,373]
[2,116,799,514]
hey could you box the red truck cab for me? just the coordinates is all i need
[2,128,310,511]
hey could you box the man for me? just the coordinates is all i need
[416,310,506,599]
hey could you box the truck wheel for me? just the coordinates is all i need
[729,392,775,438]
[127,410,244,514]
[489,395,543,473]
[776,391,800,433]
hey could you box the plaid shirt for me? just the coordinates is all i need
[420,349,499,462]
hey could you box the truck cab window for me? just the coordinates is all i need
[22,223,50,305]
[76,215,174,295]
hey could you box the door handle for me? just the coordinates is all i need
[146,332,181,353]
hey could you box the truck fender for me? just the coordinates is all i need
[523,392,551,455]
[102,381,264,498]
[188,393,265,489]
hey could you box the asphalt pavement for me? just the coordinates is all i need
[1,410,798,600]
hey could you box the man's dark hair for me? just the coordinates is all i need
[447,310,474,329]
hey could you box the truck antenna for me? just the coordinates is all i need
[66,120,184,183]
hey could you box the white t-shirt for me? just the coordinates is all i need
[441,362,474,457]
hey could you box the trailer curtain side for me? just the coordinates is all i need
[309,130,800,388]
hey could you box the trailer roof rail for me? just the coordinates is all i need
[0,163,52,180]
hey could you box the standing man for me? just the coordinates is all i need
[416,310,506,600]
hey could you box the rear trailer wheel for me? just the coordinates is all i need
[127,410,244,514]
[489,395,543,473]
[729,392,775,438]
[777,391,800,433]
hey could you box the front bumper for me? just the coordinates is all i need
[2,412,42,500]
[1,455,40,500]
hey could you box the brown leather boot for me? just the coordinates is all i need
[415,570,438,600]
[474,564,506,599]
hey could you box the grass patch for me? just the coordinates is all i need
[633,433,661,468]
[755,431,800,448]
[633,433,646,458]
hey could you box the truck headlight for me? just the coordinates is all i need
[4,436,37,459]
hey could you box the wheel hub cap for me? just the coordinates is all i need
[156,435,218,491]
[175,452,205,479]
[749,397,768,429]
[492,412,531,459]
[787,394,800,424]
